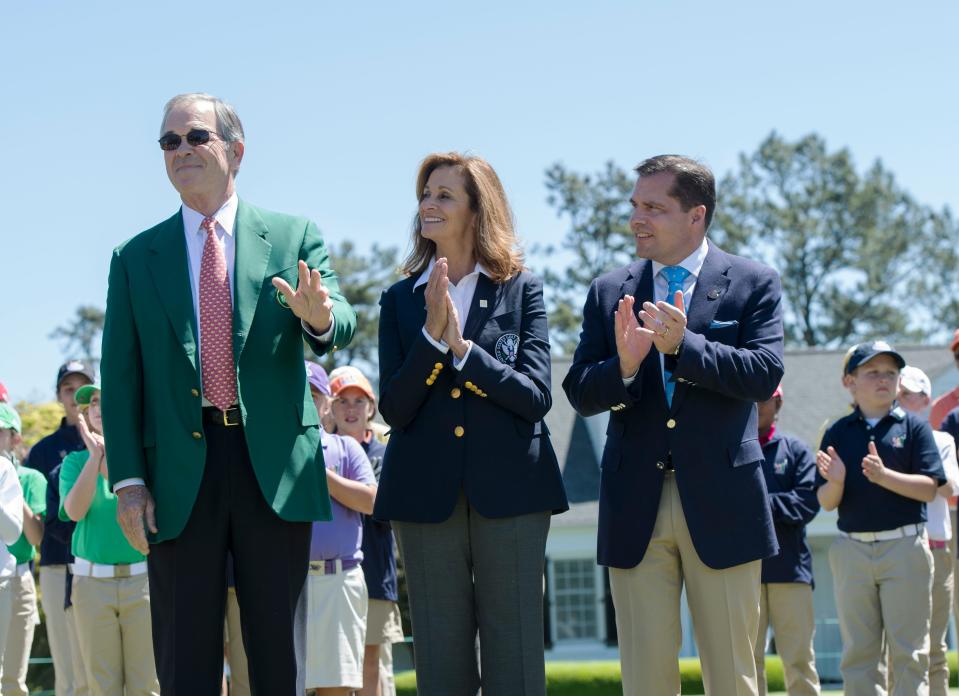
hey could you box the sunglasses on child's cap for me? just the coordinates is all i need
[158,129,223,151]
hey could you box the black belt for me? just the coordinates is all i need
[203,405,241,427]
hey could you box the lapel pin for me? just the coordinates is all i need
[479,299,488,308]
[707,288,722,300]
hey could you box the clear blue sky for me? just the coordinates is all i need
[3,1,957,402]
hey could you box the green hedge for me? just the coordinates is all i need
[395,656,788,695]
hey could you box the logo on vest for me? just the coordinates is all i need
[494,333,520,366]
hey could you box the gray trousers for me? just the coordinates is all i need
[394,494,550,696]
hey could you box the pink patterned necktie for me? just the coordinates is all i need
[199,216,238,410]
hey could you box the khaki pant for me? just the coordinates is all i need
[753,582,820,696]
[929,547,953,696]
[0,577,13,671]
[1,568,38,696]
[71,573,158,696]
[39,566,88,696]
[830,533,932,696]
[225,587,250,696]
[609,474,761,696]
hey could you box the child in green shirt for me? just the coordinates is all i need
[58,385,158,695]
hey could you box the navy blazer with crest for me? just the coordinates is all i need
[562,242,784,570]
[373,270,569,523]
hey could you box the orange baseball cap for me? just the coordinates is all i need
[329,366,376,405]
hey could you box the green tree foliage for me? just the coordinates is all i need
[712,132,959,346]
[16,401,64,450]
[50,305,105,369]
[541,161,636,354]
[308,240,402,375]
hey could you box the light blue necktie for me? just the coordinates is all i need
[660,265,691,406]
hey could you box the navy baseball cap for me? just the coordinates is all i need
[844,341,906,376]
[56,360,95,390]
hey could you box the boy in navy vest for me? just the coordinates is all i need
[754,384,821,695]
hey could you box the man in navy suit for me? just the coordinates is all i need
[563,155,785,696]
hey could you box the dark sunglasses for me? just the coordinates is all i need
[158,129,222,151]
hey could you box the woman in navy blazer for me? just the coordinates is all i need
[374,152,567,696]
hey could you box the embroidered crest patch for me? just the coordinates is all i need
[891,434,906,448]
[494,332,520,365]
[773,459,788,475]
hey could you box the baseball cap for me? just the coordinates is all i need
[305,361,330,397]
[899,365,932,397]
[844,341,906,376]
[951,329,959,353]
[329,366,376,405]
[0,403,21,433]
[0,382,7,403]
[56,360,95,391]
[75,384,101,405]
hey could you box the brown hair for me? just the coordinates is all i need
[635,155,716,230]
[400,152,524,283]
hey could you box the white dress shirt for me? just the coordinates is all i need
[414,257,489,370]
[929,430,959,541]
[624,237,710,385]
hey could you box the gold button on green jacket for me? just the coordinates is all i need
[100,201,356,543]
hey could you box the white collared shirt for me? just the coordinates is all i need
[929,430,959,541]
[623,237,710,386]
[414,258,489,370]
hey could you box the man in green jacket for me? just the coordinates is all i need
[101,92,355,695]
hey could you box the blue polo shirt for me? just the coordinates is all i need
[24,419,83,567]
[360,437,398,602]
[817,405,946,533]
[760,432,819,586]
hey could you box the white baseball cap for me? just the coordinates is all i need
[900,365,931,397]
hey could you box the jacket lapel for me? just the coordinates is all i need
[619,259,654,313]
[232,201,272,363]
[147,211,198,373]
[670,242,731,413]
[463,274,498,341]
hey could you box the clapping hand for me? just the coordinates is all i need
[272,260,334,335]
[76,411,104,460]
[443,294,470,360]
[424,258,450,341]
[639,291,687,356]
[861,441,886,484]
[615,295,654,378]
[816,446,847,484]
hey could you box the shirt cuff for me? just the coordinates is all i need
[622,370,639,386]
[113,478,145,493]
[452,341,473,371]
[421,327,449,354]
[302,316,335,343]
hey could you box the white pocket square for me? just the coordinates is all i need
[709,319,739,329]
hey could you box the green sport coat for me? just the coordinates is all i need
[101,200,355,543]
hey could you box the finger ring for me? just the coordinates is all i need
[660,326,669,337]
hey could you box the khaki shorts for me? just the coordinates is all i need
[306,566,367,689]
[365,598,404,646]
